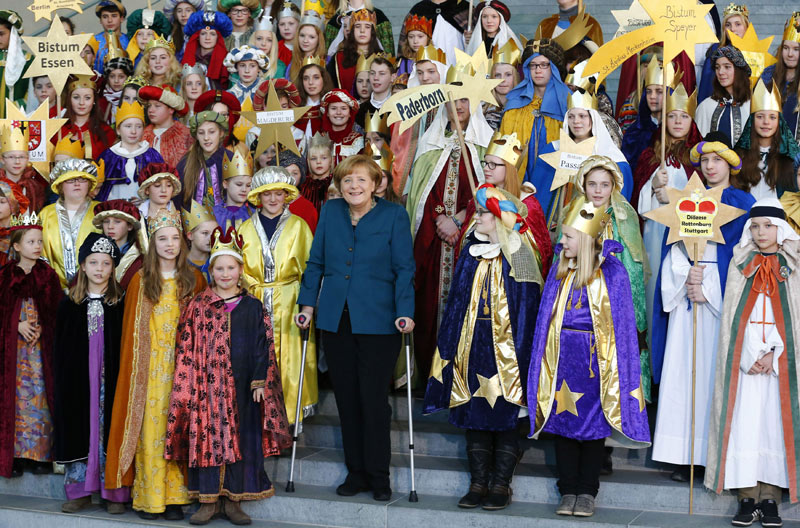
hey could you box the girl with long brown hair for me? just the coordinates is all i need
[327,8,382,96]
[695,46,752,145]
[176,111,233,210]
[57,76,116,159]
[288,15,328,81]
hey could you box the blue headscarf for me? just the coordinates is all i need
[504,53,571,121]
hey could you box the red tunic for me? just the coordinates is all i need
[288,195,319,234]
[142,122,193,170]
[54,121,116,159]
[0,167,48,213]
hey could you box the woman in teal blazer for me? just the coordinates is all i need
[296,155,415,502]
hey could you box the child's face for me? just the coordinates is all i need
[355,71,371,99]
[369,63,394,95]
[175,2,196,26]
[327,186,341,200]
[278,17,298,41]
[481,7,502,36]
[118,118,144,145]
[81,45,96,67]
[584,168,614,209]
[196,122,222,154]
[0,25,10,51]
[492,63,516,95]
[223,174,252,206]
[71,87,94,117]
[259,189,287,216]
[561,225,581,258]
[34,77,57,105]
[154,226,182,260]
[147,179,175,206]
[147,100,174,126]
[148,48,172,76]
[183,74,204,99]
[211,254,242,289]
[100,10,123,32]
[252,30,273,54]
[199,28,218,51]
[474,207,497,237]
[2,151,28,177]
[353,21,372,45]
[122,86,139,105]
[82,253,114,288]
[701,153,731,187]
[13,228,43,261]
[666,110,691,140]
[188,220,218,253]
[236,60,261,84]
[136,28,155,50]
[0,195,11,223]
[302,66,324,97]
[61,178,91,202]
[308,148,332,176]
[298,25,318,53]
[406,30,428,53]
[749,217,780,253]
[285,164,302,185]
[375,170,389,196]
[107,68,128,91]
[645,85,663,114]
[102,216,133,243]
[754,111,780,139]
[327,102,351,129]
[365,132,385,151]
[482,154,506,187]
[228,6,251,28]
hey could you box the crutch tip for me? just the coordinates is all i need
[286,482,295,493]
[409,491,418,503]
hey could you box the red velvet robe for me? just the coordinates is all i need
[142,122,193,170]
[0,167,48,213]
[289,195,319,234]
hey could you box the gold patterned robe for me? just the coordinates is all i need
[40,200,100,289]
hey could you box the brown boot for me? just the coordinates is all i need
[106,501,126,515]
[223,498,252,525]
[61,496,92,513]
[189,501,221,525]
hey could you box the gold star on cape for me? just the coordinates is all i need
[28,0,85,22]
[539,132,597,191]
[630,384,646,412]
[643,172,746,259]
[4,98,67,178]
[22,15,94,95]
[584,0,718,85]
[611,0,653,38]
[554,380,583,416]
[728,26,778,88]
[428,350,449,384]
[472,373,503,409]
[242,81,310,158]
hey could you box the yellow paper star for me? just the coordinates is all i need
[643,172,746,259]
[233,96,255,144]
[540,132,597,191]
[728,26,778,88]
[630,384,646,413]
[242,81,310,158]
[472,373,503,409]
[428,350,449,384]
[454,46,491,77]
[22,16,94,95]
[27,0,85,22]
[4,98,67,177]
[584,0,718,85]
[611,0,653,39]
[554,380,583,416]
[448,72,502,115]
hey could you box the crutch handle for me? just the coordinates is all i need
[298,314,310,341]
[399,319,406,328]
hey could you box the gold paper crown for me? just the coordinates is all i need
[116,101,145,125]
[364,111,389,136]
[446,62,475,85]
[565,59,595,92]
[69,75,97,92]
[53,135,85,158]
[723,3,749,18]
[9,210,42,230]
[209,225,244,261]
[665,83,698,116]
[143,35,175,55]
[486,131,523,167]
[302,55,326,68]
[222,149,254,180]
[104,30,128,63]
[356,53,372,75]
[563,199,611,239]
[415,44,447,64]
[181,200,216,233]
[302,0,325,17]
[492,39,521,68]
[369,52,397,68]
[783,12,800,44]
[1,124,28,154]
[543,0,592,52]
[350,8,376,25]
[644,55,678,87]
[148,207,183,236]
[404,14,432,36]
[364,142,394,172]
[567,88,598,110]
[750,79,783,114]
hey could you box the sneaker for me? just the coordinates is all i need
[731,498,759,527]
[555,494,576,516]
[573,494,595,517]
[759,500,782,528]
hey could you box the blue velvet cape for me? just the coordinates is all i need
[96,147,164,201]
[621,94,657,174]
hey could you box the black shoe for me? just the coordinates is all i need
[372,488,392,501]
[336,480,370,496]
[163,505,184,521]
[759,500,782,528]
[135,510,159,520]
[31,461,52,475]
[457,483,488,508]
[482,485,512,510]
[10,459,23,478]
[482,434,519,511]
[671,466,690,482]
[460,430,493,509]
[600,453,613,476]
[732,498,759,527]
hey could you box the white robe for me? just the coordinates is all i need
[724,291,788,490]
[652,242,722,466]
[695,97,751,146]
[432,14,465,66]
[637,163,690,343]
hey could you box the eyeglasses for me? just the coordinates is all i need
[480,160,500,170]
[529,62,551,71]
[229,7,250,15]
[2,155,27,162]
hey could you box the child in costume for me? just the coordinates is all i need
[224,45,270,103]
[183,200,219,283]
[57,76,116,160]
[396,14,431,77]
[40,159,101,290]
[651,132,755,482]
[366,143,401,205]
[327,9,382,96]
[99,41,135,126]
[1,124,47,212]
[177,111,233,209]
[705,198,800,528]
[695,46,752,146]
[273,150,318,233]
[137,162,182,233]
[276,2,301,66]
[240,166,317,427]
[181,11,234,90]
[463,0,521,58]
[300,132,334,212]
[0,211,62,478]
[249,13,286,79]
[165,226,291,525]
[133,37,182,89]
[163,0,203,61]
[214,150,255,230]
[53,234,129,514]
[320,89,364,165]
[354,55,396,128]
[97,101,164,202]
[424,183,542,510]
[91,0,129,74]
[484,40,521,131]
[760,14,800,138]
[0,181,28,267]
[139,85,193,169]
[104,207,206,521]
[219,0,261,49]
[286,10,327,82]
[93,200,146,289]
[181,63,207,117]
[527,199,651,517]
[327,0,394,60]
[697,3,749,102]
[126,8,173,69]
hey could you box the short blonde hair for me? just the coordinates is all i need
[333,154,382,190]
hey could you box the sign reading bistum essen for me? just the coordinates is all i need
[22,15,94,95]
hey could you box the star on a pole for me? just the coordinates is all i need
[643,172,746,259]
[454,46,491,77]
[554,380,583,416]
[611,0,653,39]
[728,26,778,88]
[242,81,310,158]
[28,0,85,22]
[539,132,597,191]
[4,98,67,177]
[448,72,502,115]
[630,384,646,412]
[472,373,503,409]
[22,15,94,95]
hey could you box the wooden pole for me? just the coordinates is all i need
[636,51,642,114]
[445,90,477,195]
[467,0,474,32]
[689,242,699,515]
[660,71,667,172]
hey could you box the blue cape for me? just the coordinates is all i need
[621,93,657,174]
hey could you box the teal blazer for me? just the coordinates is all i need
[297,197,415,334]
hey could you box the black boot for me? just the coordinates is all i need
[458,430,492,508]
[482,431,519,511]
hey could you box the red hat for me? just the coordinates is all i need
[0,180,29,216]
[93,199,142,230]
[194,89,241,131]
[320,89,359,113]
[254,78,301,110]
[472,0,510,26]
[138,84,189,116]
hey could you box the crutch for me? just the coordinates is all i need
[286,314,310,492]
[399,320,419,502]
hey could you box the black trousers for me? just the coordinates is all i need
[323,310,400,490]
[554,436,605,497]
